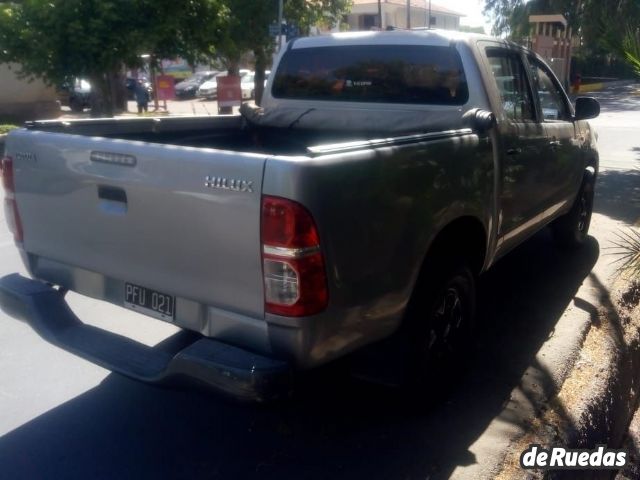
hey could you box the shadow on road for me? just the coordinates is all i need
[0,230,600,480]
[595,168,640,226]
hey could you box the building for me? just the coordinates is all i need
[0,64,60,122]
[528,15,573,87]
[345,0,463,31]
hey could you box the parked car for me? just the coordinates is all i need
[0,31,600,402]
[241,70,271,100]
[175,71,219,100]
[58,78,92,112]
[197,69,250,99]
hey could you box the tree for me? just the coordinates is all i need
[483,0,580,39]
[484,0,640,78]
[484,0,640,43]
[0,0,139,116]
[0,0,226,116]
[212,0,352,106]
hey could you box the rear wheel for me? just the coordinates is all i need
[552,171,595,249]
[69,97,84,112]
[404,256,476,391]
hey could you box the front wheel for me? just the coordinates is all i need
[552,171,595,249]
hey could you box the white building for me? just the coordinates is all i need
[0,64,60,122]
[346,0,464,31]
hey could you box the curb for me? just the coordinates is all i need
[495,275,640,479]
[450,215,639,480]
[578,80,637,94]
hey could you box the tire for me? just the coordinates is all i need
[69,97,84,112]
[404,256,476,391]
[551,171,595,249]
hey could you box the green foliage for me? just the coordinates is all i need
[0,0,351,113]
[132,0,228,68]
[483,0,580,38]
[484,0,640,45]
[0,124,17,135]
[0,0,227,115]
[611,229,640,279]
[622,28,640,77]
[210,0,351,103]
[484,0,640,78]
[212,0,351,65]
[0,0,138,85]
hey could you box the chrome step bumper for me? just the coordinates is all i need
[0,274,291,402]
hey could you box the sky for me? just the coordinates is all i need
[439,0,493,33]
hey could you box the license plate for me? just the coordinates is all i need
[124,283,175,321]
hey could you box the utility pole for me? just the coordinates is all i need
[278,0,284,51]
[378,0,382,29]
[428,0,431,28]
[406,0,410,29]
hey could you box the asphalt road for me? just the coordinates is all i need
[1,83,639,480]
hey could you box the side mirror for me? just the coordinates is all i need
[462,108,496,133]
[574,97,600,121]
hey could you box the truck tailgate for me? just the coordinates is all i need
[7,129,267,318]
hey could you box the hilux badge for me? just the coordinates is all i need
[205,175,253,193]
[14,152,37,163]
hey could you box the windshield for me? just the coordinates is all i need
[272,45,468,105]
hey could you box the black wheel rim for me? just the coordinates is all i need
[577,188,592,233]
[426,286,467,361]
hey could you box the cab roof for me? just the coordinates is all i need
[288,29,502,49]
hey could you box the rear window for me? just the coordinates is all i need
[272,44,468,105]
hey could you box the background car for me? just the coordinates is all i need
[241,70,270,100]
[197,69,250,100]
[175,71,219,100]
[58,78,92,112]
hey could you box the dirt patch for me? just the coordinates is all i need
[620,281,640,311]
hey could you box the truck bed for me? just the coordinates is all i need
[24,115,377,156]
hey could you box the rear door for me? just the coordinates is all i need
[8,130,266,318]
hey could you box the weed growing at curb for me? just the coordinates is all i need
[0,124,18,135]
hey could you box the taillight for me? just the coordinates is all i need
[261,196,328,317]
[1,156,23,243]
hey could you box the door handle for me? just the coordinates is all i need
[98,185,127,203]
[506,148,522,155]
[98,185,127,214]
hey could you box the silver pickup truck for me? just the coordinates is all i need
[0,31,600,401]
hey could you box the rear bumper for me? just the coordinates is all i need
[0,273,292,402]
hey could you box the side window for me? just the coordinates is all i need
[486,48,535,122]
[528,57,569,121]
